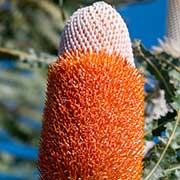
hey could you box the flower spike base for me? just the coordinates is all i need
[39,51,144,180]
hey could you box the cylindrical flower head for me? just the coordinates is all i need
[39,2,144,180]
[153,0,180,57]
[167,0,180,47]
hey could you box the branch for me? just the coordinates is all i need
[133,40,174,98]
[0,47,55,67]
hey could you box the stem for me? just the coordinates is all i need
[164,166,180,174]
[156,55,180,73]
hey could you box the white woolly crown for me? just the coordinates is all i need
[59,1,134,66]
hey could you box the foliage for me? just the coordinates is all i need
[133,40,180,180]
[0,0,179,180]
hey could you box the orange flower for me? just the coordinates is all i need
[39,2,144,180]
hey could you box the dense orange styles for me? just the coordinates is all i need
[38,51,144,180]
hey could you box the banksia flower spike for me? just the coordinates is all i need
[153,0,180,57]
[38,2,144,180]
[167,0,180,46]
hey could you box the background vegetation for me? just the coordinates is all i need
[0,0,179,179]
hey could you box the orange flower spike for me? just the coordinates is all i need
[39,2,144,180]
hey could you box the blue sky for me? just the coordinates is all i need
[118,0,167,49]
